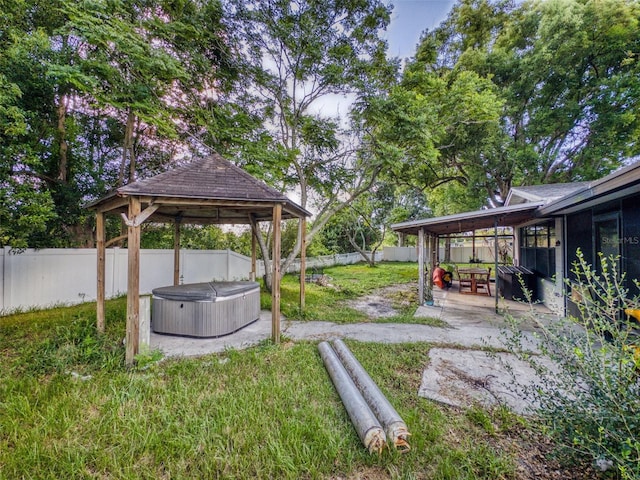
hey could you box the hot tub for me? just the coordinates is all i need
[152,281,260,337]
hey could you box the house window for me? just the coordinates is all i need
[520,221,556,278]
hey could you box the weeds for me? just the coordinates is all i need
[502,250,640,479]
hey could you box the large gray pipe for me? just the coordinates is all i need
[317,341,387,454]
[331,339,411,451]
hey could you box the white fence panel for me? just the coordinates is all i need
[1,247,382,313]
[3,248,98,310]
[139,250,175,293]
[227,251,253,280]
[0,249,4,311]
[383,246,496,263]
[383,247,418,262]
[443,246,495,264]
[180,249,250,283]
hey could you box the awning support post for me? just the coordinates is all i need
[495,217,499,313]
[418,228,425,304]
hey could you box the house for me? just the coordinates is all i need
[391,161,640,315]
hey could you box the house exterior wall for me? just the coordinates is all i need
[622,194,640,295]
[513,217,564,314]
[563,192,640,318]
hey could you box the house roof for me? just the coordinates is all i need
[392,160,640,237]
[505,182,589,206]
[539,160,640,215]
[87,154,311,223]
[390,202,544,236]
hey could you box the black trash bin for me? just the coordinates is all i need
[498,266,537,301]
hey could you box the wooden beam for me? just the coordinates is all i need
[125,196,141,365]
[105,234,127,248]
[92,195,128,214]
[418,228,425,304]
[174,218,181,285]
[153,198,276,208]
[96,212,106,333]
[299,217,306,313]
[120,203,159,227]
[271,204,282,344]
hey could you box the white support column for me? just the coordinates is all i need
[418,228,425,304]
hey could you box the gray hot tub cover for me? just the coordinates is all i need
[152,281,260,302]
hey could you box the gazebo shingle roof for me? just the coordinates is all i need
[88,154,310,223]
[119,154,286,202]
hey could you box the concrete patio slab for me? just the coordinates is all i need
[418,348,557,414]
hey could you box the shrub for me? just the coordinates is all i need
[502,250,640,479]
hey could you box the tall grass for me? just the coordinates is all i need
[1,336,522,479]
[0,262,585,479]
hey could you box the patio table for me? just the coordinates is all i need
[456,267,492,296]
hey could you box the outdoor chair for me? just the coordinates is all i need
[475,267,492,296]
[455,267,473,294]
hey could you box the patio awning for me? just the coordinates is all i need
[390,202,545,236]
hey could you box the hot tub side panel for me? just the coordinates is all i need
[152,289,261,337]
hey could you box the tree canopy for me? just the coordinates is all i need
[1,0,234,247]
[373,0,640,208]
[222,0,398,280]
[1,0,638,249]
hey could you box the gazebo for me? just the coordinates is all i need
[88,154,311,364]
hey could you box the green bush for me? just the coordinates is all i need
[502,250,640,479]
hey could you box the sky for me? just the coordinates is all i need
[312,0,456,122]
[384,0,456,59]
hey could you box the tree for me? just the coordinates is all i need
[222,0,397,288]
[0,0,235,248]
[374,0,640,211]
[491,0,640,183]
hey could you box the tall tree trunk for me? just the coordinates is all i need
[444,236,451,263]
[56,94,69,182]
[119,108,136,186]
[251,217,273,292]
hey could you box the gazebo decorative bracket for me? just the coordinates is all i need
[121,203,160,227]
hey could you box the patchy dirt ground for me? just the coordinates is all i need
[344,283,418,319]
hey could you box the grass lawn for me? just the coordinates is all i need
[263,261,445,325]
[0,262,587,479]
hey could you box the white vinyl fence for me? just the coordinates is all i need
[383,246,497,264]
[0,247,382,313]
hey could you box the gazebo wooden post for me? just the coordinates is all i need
[418,228,425,303]
[271,204,282,344]
[125,196,141,365]
[96,211,106,333]
[299,217,306,313]
[173,218,181,285]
